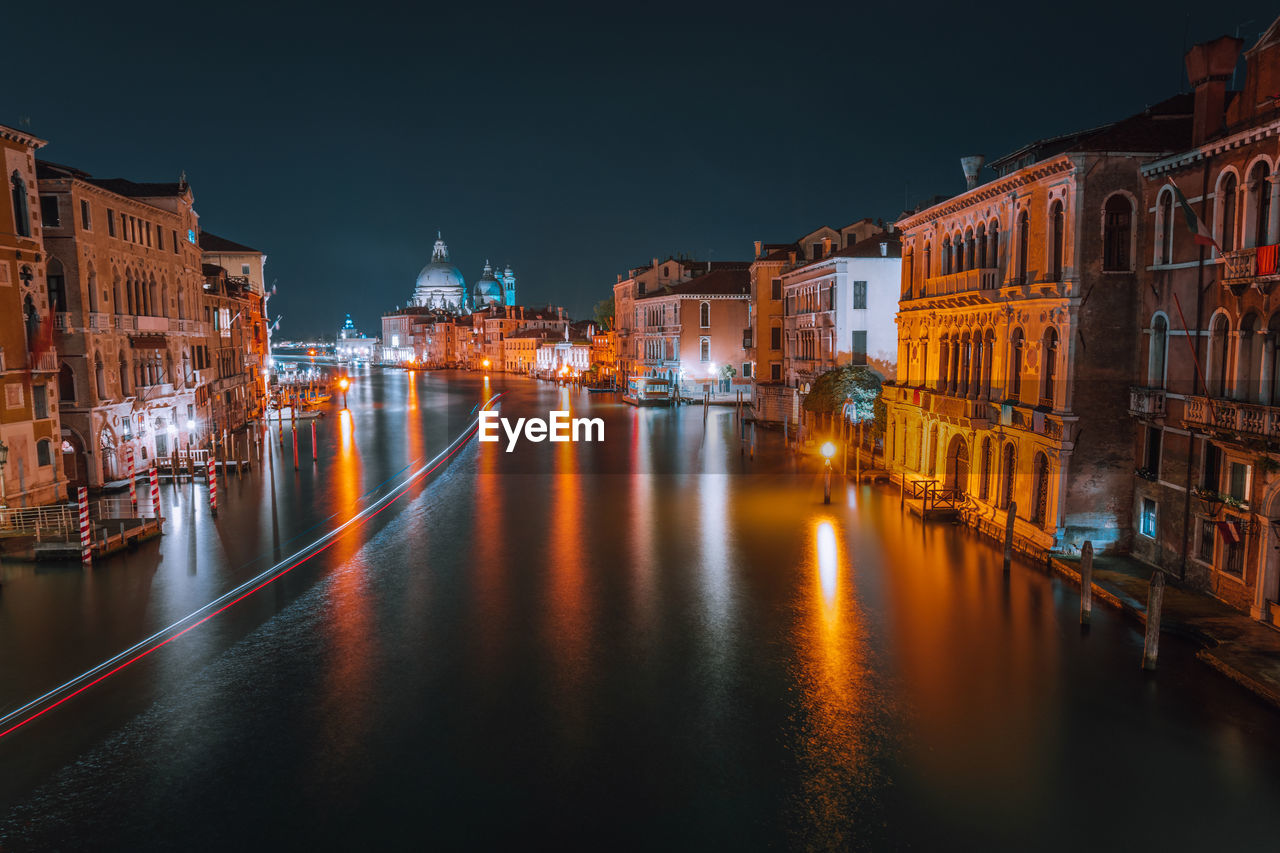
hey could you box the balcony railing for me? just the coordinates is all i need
[115,314,137,332]
[1221,244,1280,285]
[88,312,111,331]
[1184,395,1280,438]
[31,351,58,372]
[54,312,73,331]
[1129,386,1166,418]
[921,267,999,298]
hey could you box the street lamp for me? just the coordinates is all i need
[338,376,350,409]
[821,441,836,504]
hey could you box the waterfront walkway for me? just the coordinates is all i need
[1048,552,1280,709]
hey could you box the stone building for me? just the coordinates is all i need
[1131,22,1280,622]
[199,264,267,433]
[631,266,753,399]
[36,160,207,489]
[0,124,66,506]
[883,99,1192,557]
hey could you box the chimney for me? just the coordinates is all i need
[616,273,622,283]
[960,155,985,190]
[787,250,796,266]
[652,257,659,271]
[822,236,832,257]
[754,240,762,259]
[1186,34,1244,146]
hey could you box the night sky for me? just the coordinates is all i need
[6,1,1278,336]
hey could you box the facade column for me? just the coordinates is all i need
[969,338,982,398]
[949,339,960,395]
[1268,176,1280,247]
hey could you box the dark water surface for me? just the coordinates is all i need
[2,369,1279,850]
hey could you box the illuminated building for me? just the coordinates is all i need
[0,123,66,505]
[883,99,1192,557]
[198,264,266,431]
[1131,21,1280,622]
[37,159,207,488]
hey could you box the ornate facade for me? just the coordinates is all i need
[884,100,1191,555]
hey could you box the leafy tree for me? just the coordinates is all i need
[803,365,884,431]
[592,295,615,330]
[719,363,737,380]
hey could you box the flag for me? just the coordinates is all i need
[1169,183,1219,251]
[1217,520,1241,546]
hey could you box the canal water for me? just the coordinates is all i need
[2,369,1279,850]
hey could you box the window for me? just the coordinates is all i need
[1145,426,1162,477]
[742,363,752,378]
[1041,327,1058,406]
[1157,191,1174,264]
[36,438,51,468]
[172,230,179,253]
[1224,540,1245,578]
[979,437,993,501]
[1010,328,1025,400]
[1017,211,1030,283]
[770,278,781,300]
[699,301,710,328]
[47,259,66,312]
[1202,443,1222,491]
[1103,196,1132,271]
[1219,172,1238,252]
[852,280,867,309]
[1198,519,1216,562]
[32,384,48,419]
[187,229,196,244]
[241,263,251,275]
[1140,498,1157,538]
[11,171,31,237]
[80,199,91,230]
[40,195,60,228]
[1149,315,1168,387]
[107,209,117,237]
[770,326,781,350]
[851,331,868,365]
[699,337,710,362]
[771,363,781,381]
[1032,452,1051,525]
[1050,200,1064,280]
[1000,443,1016,510]
[1250,161,1272,248]
[1228,461,1251,503]
[811,241,822,260]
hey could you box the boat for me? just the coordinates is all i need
[585,383,617,394]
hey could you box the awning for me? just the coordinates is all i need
[129,335,167,349]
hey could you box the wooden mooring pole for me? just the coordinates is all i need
[1080,541,1094,626]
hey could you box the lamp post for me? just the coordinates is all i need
[821,441,836,504]
[0,438,8,509]
[338,376,350,409]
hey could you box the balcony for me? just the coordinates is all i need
[1221,244,1280,288]
[115,314,137,332]
[31,351,58,373]
[136,315,168,333]
[1183,395,1280,438]
[88,312,111,331]
[920,267,999,300]
[1129,386,1166,418]
[54,312,73,331]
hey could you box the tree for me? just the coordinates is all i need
[803,365,884,425]
[593,295,615,330]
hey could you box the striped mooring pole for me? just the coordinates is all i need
[127,445,137,511]
[208,455,218,516]
[78,486,91,566]
[149,465,160,523]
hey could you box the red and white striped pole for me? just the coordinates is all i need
[208,455,218,516]
[149,465,160,523]
[311,419,317,461]
[127,445,136,511]
[78,486,91,565]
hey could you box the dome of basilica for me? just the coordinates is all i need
[472,261,504,307]
[413,234,467,309]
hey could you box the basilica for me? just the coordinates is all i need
[412,233,515,312]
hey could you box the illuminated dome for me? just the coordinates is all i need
[413,233,467,310]
[472,260,504,308]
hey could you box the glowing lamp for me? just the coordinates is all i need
[820,441,836,460]
[338,377,350,391]
[186,419,195,431]
[482,358,491,368]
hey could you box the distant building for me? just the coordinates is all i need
[336,314,377,362]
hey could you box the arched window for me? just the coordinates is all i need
[1209,313,1230,397]
[964,227,975,270]
[937,334,950,392]
[87,267,98,313]
[59,362,75,402]
[979,436,993,501]
[699,337,710,362]
[94,353,106,400]
[1238,312,1260,402]
[23,294,38,347]
[47,258,66,312]
[1050,201,1065,281]
[1219,172,1239,253]
[1000,442,1016,510]
[976,223,987,268]
[1250,161,1273,248]
[923,243,932,279]
[1032,452,1050,526]
[119,354,130,396]
[1017,211,1030,283]
[1157,190,1174,264]
[1041,327,1059,407]
[1149,315,1168,388]
[699,301,710,328]
[1009,327,1025,400]
[988,220,1000,270]
[10,171,30,238]
[112,274,122,314]
[953,231,964,272]
[941,236,952,275]
[1103,195,1132,271]
[36,438,51,468]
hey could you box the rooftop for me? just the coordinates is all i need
[637,267,750,300]
[200,231,261,254]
